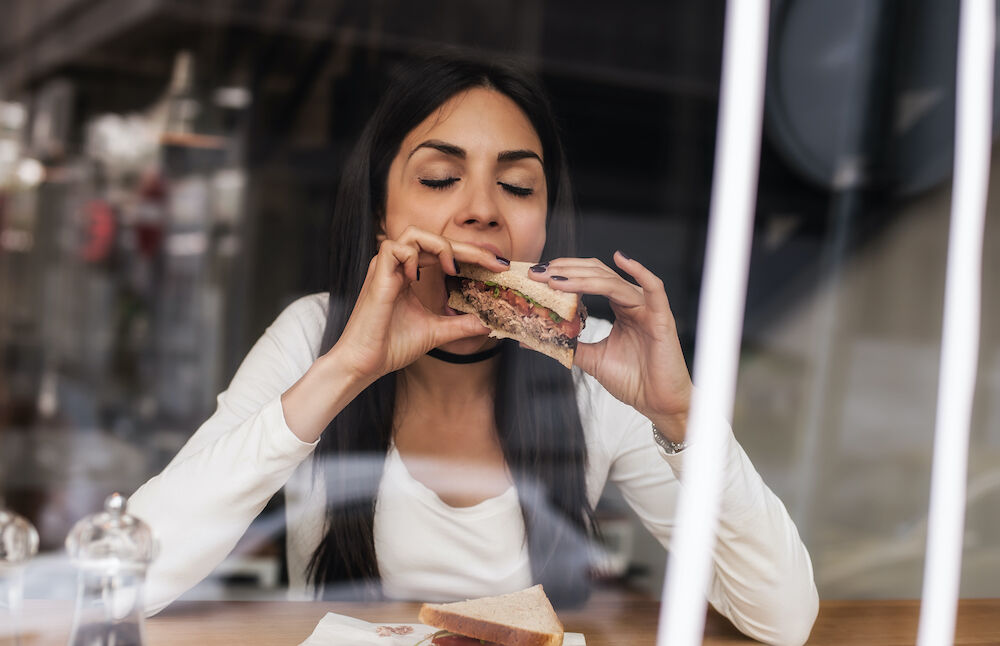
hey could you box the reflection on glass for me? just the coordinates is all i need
[0,507,38,646]
[65,494,155,646]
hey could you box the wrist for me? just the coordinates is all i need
[648,410,688,445]
[281,347,376,443]
[322,343,381,391]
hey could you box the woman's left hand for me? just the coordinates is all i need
[529,251,693,442]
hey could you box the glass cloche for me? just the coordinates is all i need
[65,493,155,569]
[0,508,39,565]
[65,493,157,646]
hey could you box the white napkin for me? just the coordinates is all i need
[299,612,586,646]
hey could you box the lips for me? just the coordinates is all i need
[467,241,505,258]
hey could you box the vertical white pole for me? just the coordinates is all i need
[917,1,994,644]
[655,1,770,645]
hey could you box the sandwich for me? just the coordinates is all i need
[447,261,586,369]
[417,584,564,646]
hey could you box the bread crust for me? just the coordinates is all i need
[418,585,564,646]
[418,606,563,646]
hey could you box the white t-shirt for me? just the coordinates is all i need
[129,293,818,646]
[376,445,531,601]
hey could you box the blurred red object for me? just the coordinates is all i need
[80,199,115,263]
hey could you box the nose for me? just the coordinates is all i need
[456,177,503,231]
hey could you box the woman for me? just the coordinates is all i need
[130,56,817,645]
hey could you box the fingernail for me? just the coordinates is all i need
[551,275,568,281]
[495,255,510,266]
[416,267,421,281]
[530,263,548,273]
[618,250,631,260]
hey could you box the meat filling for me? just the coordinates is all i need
[449,278,586,349]
[430,633,502,646]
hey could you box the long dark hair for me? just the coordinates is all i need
[307,55,595,606]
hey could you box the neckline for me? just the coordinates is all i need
[385,445,517,516]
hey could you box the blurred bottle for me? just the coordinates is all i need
[0,506,39,646]
[65,493,155,646]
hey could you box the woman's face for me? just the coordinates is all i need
[382,88,549,347]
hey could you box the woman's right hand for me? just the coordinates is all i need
[332,225,508,382]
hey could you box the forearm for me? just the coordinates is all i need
[280,346,375,443]
[130,397,315,614]
[700,433,818,646]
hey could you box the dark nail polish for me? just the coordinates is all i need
[416,267,421,281]
[551,275,568,281]
[618,250,631,260]
[530,263,548,273]
[495,255,510,266]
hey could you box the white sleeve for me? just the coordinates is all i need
[596,387,818,646]
[128,295,326,615]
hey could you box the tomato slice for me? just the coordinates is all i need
[463,279,583,338]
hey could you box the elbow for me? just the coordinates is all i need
[720,576,818,646]
[770,601,817,646]
[755,583,819,646]
[142,578,180,618]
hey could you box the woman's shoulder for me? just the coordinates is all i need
[275,292,329,325]
[267,292,330,362]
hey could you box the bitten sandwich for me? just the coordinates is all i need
[417,584,564,646]
[447,261,586,369]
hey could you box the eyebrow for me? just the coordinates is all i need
[408,139,543,164]
[409,140,465,160]
[497,149,543,164]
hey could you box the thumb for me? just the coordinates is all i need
[572,339,604,376]
[431,313,491,346]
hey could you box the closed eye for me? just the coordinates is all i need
[420,177,460,190]
[499,182,533,197]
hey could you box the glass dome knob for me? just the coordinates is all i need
[0,509,39,564]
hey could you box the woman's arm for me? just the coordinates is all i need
[129,295,333,614]
[588,371,818,646]
[536,254,817,645]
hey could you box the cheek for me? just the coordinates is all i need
[511,206,548,262]
[382,182,435,239]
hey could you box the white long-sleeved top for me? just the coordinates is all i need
[129,293,818,646]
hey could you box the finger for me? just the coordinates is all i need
[542,275,644,308]
[537,267,625,281]
[572,338,606,376]
[430,313,491,346]
[396,226,460,275]
[614,251,671,315]
[449,240,511,273]
[529,257,621,282]
[526,261,552,281]
[396,226,508,274]
[377,239,419,283]
[545,257,620,273]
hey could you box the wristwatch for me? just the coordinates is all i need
[651,422,688,455]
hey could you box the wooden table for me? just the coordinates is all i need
[15,594,1000,645]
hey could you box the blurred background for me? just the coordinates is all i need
[1,0,998,603]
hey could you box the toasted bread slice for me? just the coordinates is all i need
[455,261,580,322]
[448,261,582,369]
[418,585,564,646]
